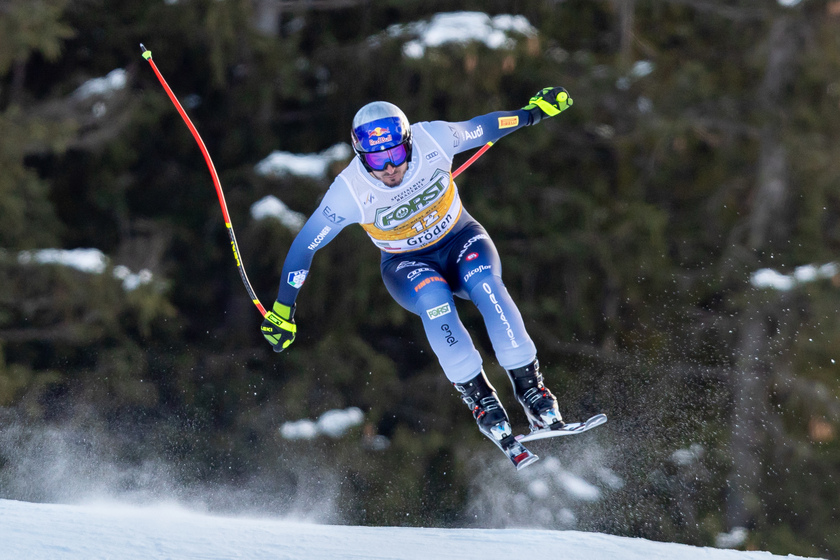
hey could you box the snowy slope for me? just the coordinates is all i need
[0,498,823,560]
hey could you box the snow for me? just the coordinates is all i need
[112,265,154,291]
[279,406,365,440]
[254,143,352,179]
[631,60,655,78]
[716,527,750,549]
[73,69,127,99]
[617,60,655,90]
[250,195,306,232]
[18,248,107,274]
[0,498,823,560]
[594,465,625,489]
[556,470,602,502]
[387,12,537,59]
[671,443,705,466]
[278,418,320,440]
[17,248,154,291]
[750,262,838,291]
[315,407,365,437]
[527,456,603,502]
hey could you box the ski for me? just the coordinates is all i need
[496,435,539,470]
[487,414,607,469]
[516,413,607,443]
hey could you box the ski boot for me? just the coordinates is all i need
[454,370,538,469]
[507,359,565,432]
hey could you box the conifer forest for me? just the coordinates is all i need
[1,1,839,557]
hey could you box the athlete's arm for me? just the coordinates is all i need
[274,179,359,307]
[263,180,359,350]
[424,110,532,158]
[424,87,572,159]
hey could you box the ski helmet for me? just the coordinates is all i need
[351,101,412,172]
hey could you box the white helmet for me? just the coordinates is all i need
[350,101,413,172]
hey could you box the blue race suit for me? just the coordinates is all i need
[273,109,537,383]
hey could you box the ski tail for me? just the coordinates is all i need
[498,435,539,470]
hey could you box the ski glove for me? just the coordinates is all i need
[523,87,573,125]
[261,302,296,352]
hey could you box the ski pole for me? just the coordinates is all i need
[140,44,268,318]
[452,141,493,179]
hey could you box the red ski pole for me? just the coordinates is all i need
[452,141,493,179]
[140,44,267,318]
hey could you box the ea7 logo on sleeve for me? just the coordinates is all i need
[322,206,345,224]
[426,303,451,320]
[287,269,308,289]
[448,126,461,148]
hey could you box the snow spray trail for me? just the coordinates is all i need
[0,408,339,521]
[461,340,727,536]
[464,431,622,529]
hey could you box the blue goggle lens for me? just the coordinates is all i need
[362,143,409,171]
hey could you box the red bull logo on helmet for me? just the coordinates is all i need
[368,126,393,147]
[369,134,394,147]
[368,126,390,137]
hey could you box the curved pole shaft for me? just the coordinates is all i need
[140,44,267,318]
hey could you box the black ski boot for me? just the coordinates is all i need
[507,359,565,431]
[453,370,513,444]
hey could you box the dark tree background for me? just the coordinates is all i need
[2,1,839,558]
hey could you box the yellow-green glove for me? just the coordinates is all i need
[523,87,573,125]
[261,302,296,352]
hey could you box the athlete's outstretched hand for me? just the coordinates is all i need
[523,87,573,125]
[261,302,296,352]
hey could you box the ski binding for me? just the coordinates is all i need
[516,413,607,443]
[482,419,540,470]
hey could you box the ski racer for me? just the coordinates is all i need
[262,88,573,451]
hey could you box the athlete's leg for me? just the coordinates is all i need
[446,227,537,370]
[381,257,483,384]
[447,228,563,429]
[469,275,538,369]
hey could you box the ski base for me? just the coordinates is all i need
[516,413,607,443]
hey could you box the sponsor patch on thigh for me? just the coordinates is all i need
[426,302,451,320]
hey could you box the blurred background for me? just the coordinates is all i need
[1,0,839,557]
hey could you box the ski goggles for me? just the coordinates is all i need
[361,143,410,171]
